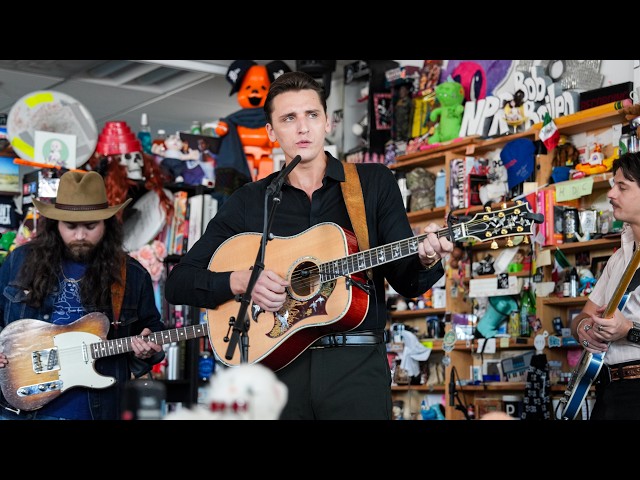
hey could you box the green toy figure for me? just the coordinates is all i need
[428,80,465,144]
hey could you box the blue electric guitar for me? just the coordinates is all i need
[560,246,640,420]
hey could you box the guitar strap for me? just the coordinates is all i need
[340,162,372,280]
[110,255,127,329]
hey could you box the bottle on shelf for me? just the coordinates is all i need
[137,113,153,154]
[519,280,536,337]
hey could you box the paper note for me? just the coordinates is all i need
[555,177,594,202]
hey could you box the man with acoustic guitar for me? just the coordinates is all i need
[569,151,640,420]
[165,71,453,420]
[0,171,165,420]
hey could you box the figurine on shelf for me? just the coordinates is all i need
[502,89,527,133]
[428,80,465,144]
[152,134,213,186]
[215,60,291,190]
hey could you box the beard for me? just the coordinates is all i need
[65,241,98,262]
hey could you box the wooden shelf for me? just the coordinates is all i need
[532,105,627,137]
[390,136,478,170]
[541,296,588,307]
[466,129,537,154]
[390,307,446,319]
[391,384,445,392]
[407,206,447,223]
[473,270,531,280]
[458,382,580,392]
[542,236,621,255]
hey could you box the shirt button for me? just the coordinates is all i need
[43,314,50,320]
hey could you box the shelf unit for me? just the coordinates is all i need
[388,102,629,420]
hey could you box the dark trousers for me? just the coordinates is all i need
[276,343,392,420]
[592,363,640,420]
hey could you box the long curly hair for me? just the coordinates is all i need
[17,216,126,309]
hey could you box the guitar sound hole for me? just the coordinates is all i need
[290,261,320,298]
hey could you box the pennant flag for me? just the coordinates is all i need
[539,112,560,151]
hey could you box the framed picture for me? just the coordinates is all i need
[590,256,609,280]
[373,93,392,130]
[0,156,20,194]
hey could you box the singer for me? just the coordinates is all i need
[164,71,453,419]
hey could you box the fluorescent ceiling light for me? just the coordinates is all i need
[136,60,229,75]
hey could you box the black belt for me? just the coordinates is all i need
[309,331,386,349]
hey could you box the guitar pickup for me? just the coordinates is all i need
[31,348,60,374]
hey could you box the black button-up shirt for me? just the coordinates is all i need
[165,153,444,332]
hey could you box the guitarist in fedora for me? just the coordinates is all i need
[571,151,640,420]
[165,71,453,420]
[0,171,165,419]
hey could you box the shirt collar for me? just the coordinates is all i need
[325,151,345,183]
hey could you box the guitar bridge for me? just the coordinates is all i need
[17,381,63,397]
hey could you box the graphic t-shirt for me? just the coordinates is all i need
[38,260,92,419]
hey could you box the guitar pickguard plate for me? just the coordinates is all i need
[267,281,336,338]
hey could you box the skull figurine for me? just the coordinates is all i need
[120,151,144,180]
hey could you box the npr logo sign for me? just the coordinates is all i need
[459,66,580,138]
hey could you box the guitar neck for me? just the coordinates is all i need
[319,228,449,282]
[91,323,209,359]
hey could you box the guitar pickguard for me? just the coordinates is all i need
[267,281,336,339]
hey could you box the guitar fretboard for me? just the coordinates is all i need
[91,323,210,359]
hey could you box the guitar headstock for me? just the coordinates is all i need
[451,201,544,247]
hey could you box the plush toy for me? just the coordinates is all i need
[215,60,291,189]
[151,134,213,186]
[428,80,465,144]
[164,363,288,420]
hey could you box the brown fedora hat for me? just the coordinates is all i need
[33,171,132,222]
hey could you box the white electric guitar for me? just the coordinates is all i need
[0,312,209,411]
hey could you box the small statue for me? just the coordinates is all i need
[428,80,465,144]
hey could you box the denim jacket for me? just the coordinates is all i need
[0,245,165,420]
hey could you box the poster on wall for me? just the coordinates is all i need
[34,130,77,170]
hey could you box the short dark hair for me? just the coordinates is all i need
[612,151,640,187]
[264,71,327,124]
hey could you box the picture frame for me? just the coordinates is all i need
[373,93,392,130]
[0,156,20,194]
[590,256,609,280]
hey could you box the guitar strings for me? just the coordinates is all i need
[286,215,529,290]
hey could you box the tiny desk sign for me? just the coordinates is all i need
[34,131,77,170]
[555,176,594,202]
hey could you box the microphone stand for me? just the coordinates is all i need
[224,155,302,364]
[449,366,471,420]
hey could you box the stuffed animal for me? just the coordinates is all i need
[152,134,213,185]
[164,363,288,420]
[215,60,291,188]
[428,80,465,144]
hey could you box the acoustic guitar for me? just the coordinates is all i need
[207,202,543,371]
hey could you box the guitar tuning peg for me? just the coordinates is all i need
[523,236,530,244]
[507,238,514,247]
[485,206,492,212]
[501,202,507,210]
[516,200,523,205]
[491,240,498,250]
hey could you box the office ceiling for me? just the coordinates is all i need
[0,60,303,139]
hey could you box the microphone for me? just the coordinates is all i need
[266,155,302,195]
[449,366,456,407]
